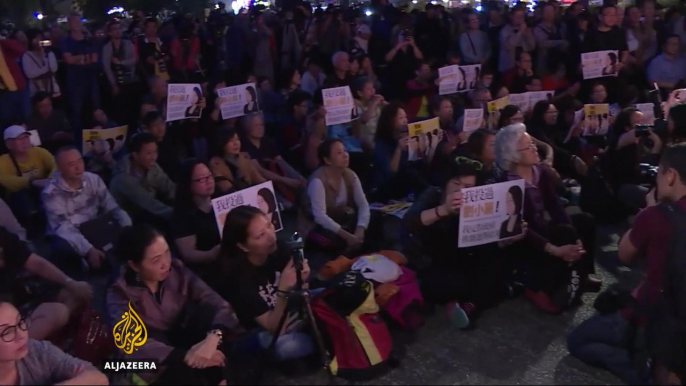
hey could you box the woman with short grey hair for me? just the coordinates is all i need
[496,123,599,314]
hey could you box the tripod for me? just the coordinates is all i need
[266,233,332,383]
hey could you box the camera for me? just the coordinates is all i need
[635,124,653,138]
[402,28,412,41]
[639,163,659,186]
[286,232,305,271]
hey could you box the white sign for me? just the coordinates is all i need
[458,180,526,248]
[438,64,481,95]
[581,50,620,80]
[462,108,484,134]
[212,181,283,236]
[166,83,204,122]
[507,92,553,112]
[323,86,356,126]
[28,130,41,147]
[217,83,260,120]
[635,103,656,125]
[564,109,584,143]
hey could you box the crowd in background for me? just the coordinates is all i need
[1,0,686,384]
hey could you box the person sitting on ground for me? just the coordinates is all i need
[354,76,386,152]
[172,159,221,280]
[107,224,244,385]
[280,91,312,172]
[140,110,182,181]
[299,139,370,256]
[0,125,55,226]
[210,127,266,195]
[404,160,526,329]
[0,226,93,341]
[466,128,499,185]
[25,92,72,151]
[42,147,132,277]
[0,300,108,386]
[109,133,176,225]
[568,143,686,386]
[217,205,314,362]
[495,123,599,314]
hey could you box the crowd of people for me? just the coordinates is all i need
[1,0,686,384]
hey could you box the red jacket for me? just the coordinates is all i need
[170,37,200,72]
[1,39,27,91]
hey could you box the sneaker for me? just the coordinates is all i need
[525,289,562,314]
[445,302,470,329]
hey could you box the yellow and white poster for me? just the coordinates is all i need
[323,86,356,126]
[582,104,610,136]
[407,117,442,162]
[82,125,128,158]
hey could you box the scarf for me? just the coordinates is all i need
[0,45,17,91]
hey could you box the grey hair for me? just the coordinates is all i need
[241,111,264,130]
[495,123,527,171]
[332,51,349,66]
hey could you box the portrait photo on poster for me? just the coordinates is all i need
[243,85,259,115]
[499,184,524,239]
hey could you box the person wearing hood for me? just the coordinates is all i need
[109,133,176,226]
[42,146,131,275]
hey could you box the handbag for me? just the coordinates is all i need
[70,306,116,365]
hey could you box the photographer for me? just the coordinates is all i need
[606,107,662,211]
[568,143,686,386]
[217,206,314,362]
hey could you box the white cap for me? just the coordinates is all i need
[3,125,28,141]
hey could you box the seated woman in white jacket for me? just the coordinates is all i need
[299,139,370,255]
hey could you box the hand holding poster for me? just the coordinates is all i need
[581,50,620,80]
[438,64,481,95]
[582,104,611,136]
[458,180,526,248]
[212,181,283,237]
[217,83,260,119]
[323,86,356,126]
[408,117,441,162]
[28,130,41,147]
[82,126,128,158]
[167,83,204,122]
[462,108,485,134]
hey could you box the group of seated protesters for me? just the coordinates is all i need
[2,0,686,384]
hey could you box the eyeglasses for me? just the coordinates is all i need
[192,175,214,184]
[455,156,483,171]
[0,317,30,343]
[518,143,537,152]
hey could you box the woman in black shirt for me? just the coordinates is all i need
[171,159,221,280]
[217,205,313,361]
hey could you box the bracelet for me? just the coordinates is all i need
[435,206,442,219]
[276,290,288,299]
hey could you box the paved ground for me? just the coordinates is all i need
[262,221,631,385]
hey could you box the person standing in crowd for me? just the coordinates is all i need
[62,13,100,133]
[459,12,491,66]
[385,28,423,100]
[0,302,108,385]
[42,147,132,276]
[0,125,55,226]
[648,34,686,96]
[138,18,170,82]
[498,8,536,73]
[569,144,686,386]
[109,133,176,225]
[102,21,138,128]
[21,29,60,99]
[533,2,568,75]
[0,31,28,128]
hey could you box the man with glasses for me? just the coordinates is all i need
[42,146,131,276]
[0,301,108,385]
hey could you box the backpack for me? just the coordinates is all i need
[633,203,686,382]
[311,272,394,381]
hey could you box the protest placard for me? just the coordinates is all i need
[508,93,529,112]
[581,50,620,80]
[408,117,441,162]
[212,181,283,236]
[323,86,356,126]
[217,83,260,119]
[458,180,526,248]
[438,64,481,95]
[82,126,128,158]
[370,202,412,219]
[438,65,459,95]
[635,103,656,125]
[463,108,485,134]
[528,91,552,107]
[564,109,584,143]
[486,96,509,130]
[166,83,204,122]
[582,104,611,136]
[28,130,41,147]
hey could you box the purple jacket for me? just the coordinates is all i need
[506,165,571,251]
[106,259,243,366]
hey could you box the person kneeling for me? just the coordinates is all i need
[217,206,314,363]
[107,224,246,385]
[404,159,526,329]
[0,300,108,385]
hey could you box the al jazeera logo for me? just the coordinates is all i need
[102,302,158,373]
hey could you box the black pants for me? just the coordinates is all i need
[508,212,596,307]
[419,244,510,310]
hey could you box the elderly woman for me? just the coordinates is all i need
[495,124,599,314]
